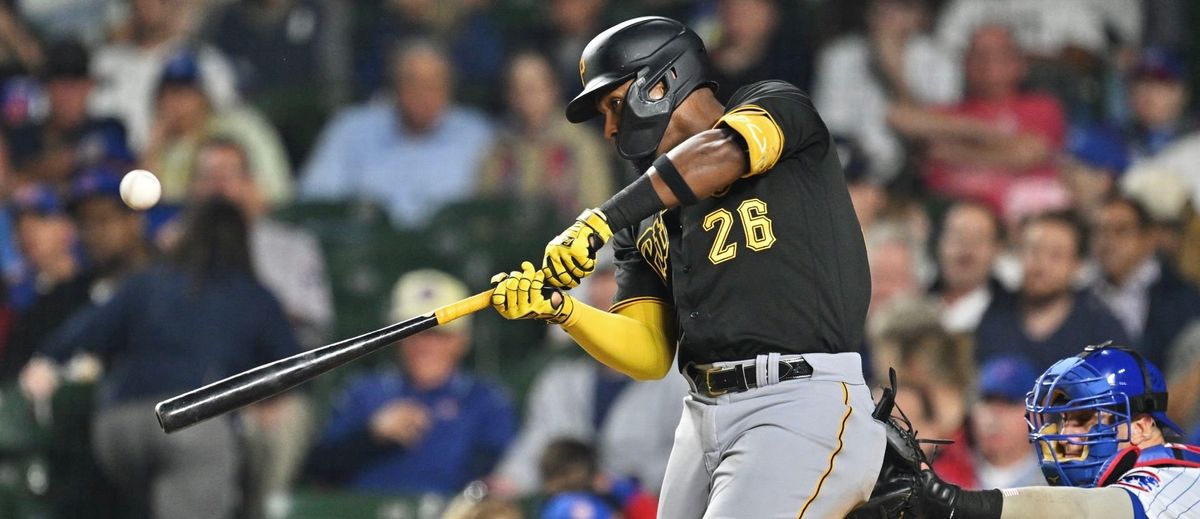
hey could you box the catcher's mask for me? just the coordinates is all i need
[1025,342,1184,487]
[565,16,717,163]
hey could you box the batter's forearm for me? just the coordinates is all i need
[559,299,676,381]
[650,128,747,205]
[599,129,745,230]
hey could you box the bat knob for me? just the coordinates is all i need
[587,234,603,259]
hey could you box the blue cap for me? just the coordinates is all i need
[158,50,202,89]
[68,167,125,209]
[979,356,1040,402]
[1134,47,1184,82]
[1066,126,1129,175]
[541,492,616,519]
[76,122,135,167]
[11,183,65,217]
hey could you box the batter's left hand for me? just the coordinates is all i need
[543,208,613,289]
[491,261,573,323]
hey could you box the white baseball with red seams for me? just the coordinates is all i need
[120,169,161,210]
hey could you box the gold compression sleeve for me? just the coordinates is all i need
[560,297,676,381]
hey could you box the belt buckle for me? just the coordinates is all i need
[704,367,730,397]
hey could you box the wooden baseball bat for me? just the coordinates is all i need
[155,291,492,433]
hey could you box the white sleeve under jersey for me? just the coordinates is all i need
[1111,466,1200,518]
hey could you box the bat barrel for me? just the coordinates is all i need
[155,314,439,433]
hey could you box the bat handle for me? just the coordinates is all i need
[433,291,493,325]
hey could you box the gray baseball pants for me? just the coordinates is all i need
[92,397,239,519]
[658,352,886,518]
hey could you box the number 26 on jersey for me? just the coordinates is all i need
[701,199,776,264]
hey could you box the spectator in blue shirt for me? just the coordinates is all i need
[1122,47,1194,161]
[7,184,80,313]
[3,40,133,189]
[308,269,516,496]
[975,211,1130,371]
[299,39,493,227]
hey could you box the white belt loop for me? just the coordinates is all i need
[754,355,768,389]
[766,352,782,385]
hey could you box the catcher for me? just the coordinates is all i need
[490,16,886,518]
[850,342,1200,519]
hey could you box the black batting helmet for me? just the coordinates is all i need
[566,16,716,161]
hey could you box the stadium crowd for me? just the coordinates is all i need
[0,0,1197,518]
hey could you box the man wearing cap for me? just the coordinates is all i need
[143,50,292,206]
[307,269,516,496]
[1123,47,1193,161]
[3,39,132,187]
[970,356,1045,489]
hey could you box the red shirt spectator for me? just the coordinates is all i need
[931,426,980,489]
[924,93,1065,213]
[890,24,1065,220]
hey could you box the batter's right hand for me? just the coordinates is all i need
[543,208,613,289]
[491,261,573,323]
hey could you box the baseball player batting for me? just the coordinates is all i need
[850,342,1200,519]
[488,16,886,518]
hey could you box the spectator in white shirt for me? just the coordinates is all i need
[932,201,1002,333]
[813,0,960,183]
[89,0,239,151]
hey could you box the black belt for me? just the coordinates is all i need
[686,358,814,397]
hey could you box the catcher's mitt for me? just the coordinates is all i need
[845,369,959,519]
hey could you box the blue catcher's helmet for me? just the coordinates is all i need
[1026,342,1184,487]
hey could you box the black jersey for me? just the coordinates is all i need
[610,80,870,366]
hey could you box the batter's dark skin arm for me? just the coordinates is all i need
[650,129,746,205]
[597,81,746,208]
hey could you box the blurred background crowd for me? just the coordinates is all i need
[0,0,1197,518]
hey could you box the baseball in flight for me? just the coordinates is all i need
[120,169,162,210]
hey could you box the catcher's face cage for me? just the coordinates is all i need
[1027,382,1128,485]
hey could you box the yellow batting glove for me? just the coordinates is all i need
[490,261,574,323]
[543,208,614,289]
